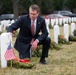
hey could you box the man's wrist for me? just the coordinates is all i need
[36,39,39,43]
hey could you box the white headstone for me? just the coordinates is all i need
[59,18,62,26]
[71,17,74,23]
[73,17,76,23]
[64,24,69,41]
[55,18,58,25]
[63,17,66,24]
[68,17,71,23]
[71,23,75,36]
[45,19,50,37]
[65,17,69,24]
[3,20,10,30]
[1,21,4,26]
[51,18,55,27]
[11,20,14,24]
[54,25,60,44]
[1,33,12,68]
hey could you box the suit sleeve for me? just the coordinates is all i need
[7,17,23,33]
[37,19,48,42]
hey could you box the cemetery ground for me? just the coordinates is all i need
[0,26,76,75]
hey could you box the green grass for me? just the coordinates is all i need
[0,26,76,75]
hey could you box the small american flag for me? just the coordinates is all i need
[4,42,16,60]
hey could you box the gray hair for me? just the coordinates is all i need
[29,4,40,12]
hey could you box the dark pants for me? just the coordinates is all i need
[38,37,51,58]
[19,37,51,59]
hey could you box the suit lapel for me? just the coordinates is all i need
[27,16,31,32]
[36,17,41,34]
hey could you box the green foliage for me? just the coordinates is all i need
[0,31,3,35]
[52,0,63,10]
[32,41,62,57]
[63,0,76,12]
[1,0,76,15]
[18,0,31,14]
[69,35,76,41]
[73,29,76,36]
[49,24,53,29]
[0,0,13,14]
[58,35,71,44]
[7,60,36,69]
[41,1,49,14]
[50,41,61,50]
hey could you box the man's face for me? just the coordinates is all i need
[29,8,39,20]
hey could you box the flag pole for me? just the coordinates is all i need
[11,60,12,68]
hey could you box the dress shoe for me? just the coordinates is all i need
[39,59,48,64]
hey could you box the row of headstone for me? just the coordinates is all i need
[51,17,76,27]
[45,17,76,44]
[0,23,75,68]
[54,23,76,44]
[0,20,14,31]
[0,23,73,68]
[0,18,76,68]
[45,17,76,38]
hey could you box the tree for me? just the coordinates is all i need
[0,0,13,15]
[18,0,53,14]
[12,0,19,20]
[1,0,76,15]
[63,0,76,12]
[52,0,63,10]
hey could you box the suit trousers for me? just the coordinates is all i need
[38,37,51,58]
[19,37,51,59]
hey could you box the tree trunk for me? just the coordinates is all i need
[12,0,19,20]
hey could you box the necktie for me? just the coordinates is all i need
[31,20,34,36]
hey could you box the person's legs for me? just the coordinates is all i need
[19,36,51,64]
[38,37,51,64]
[19,46,31,59]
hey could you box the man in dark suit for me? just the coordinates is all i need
[7,4,51,64]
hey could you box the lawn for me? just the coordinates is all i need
[0,26,76,75]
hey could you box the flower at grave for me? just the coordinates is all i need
[58,35,71,44]
[59,35,64,39]
[7,60,36,69]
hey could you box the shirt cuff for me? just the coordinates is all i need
[36,39,39,43]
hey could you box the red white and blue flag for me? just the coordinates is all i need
[4,42,16,60]
[4,42,30,63]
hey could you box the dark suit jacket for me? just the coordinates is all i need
[7,15,48,55]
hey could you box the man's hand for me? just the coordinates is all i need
[31,40,38,50]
